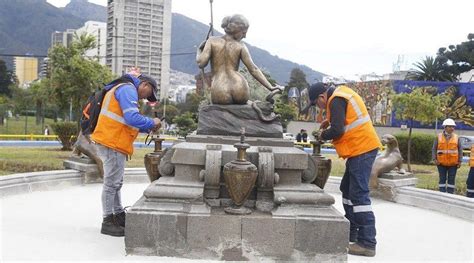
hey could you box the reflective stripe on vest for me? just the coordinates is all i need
[437,133,459,166]
[100,84,139,131]
[326,86,381,158]
[91,83,140,155]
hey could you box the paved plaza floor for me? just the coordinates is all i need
[1,182,473,262]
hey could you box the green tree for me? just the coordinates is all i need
[173,112,197,138]
[391,87,447,171]
[49,32,114,122]
[156,103,179,124]
[274,98,298,129]
[287,68,309,91]
[0,59,15,97]
[176,93,205,120]
[407,56,455,82]
[10,86,33,114]
[437,33,474,77]
[29,79,55,125]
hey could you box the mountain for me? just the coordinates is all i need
[0,0,325,84]
[170,13,324,84]
[61,0,107,23]
[0,0,84,67]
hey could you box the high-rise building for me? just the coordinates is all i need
[76,21,107,65]
[51,29,76,48]
[39,58,50,79]
[106,0,171,101]
[14,57,38,87]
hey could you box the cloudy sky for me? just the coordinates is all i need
[48,0,474,79]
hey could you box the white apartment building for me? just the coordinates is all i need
[459,69,474,82]
[75,21,107,65]
[106,0,172,101]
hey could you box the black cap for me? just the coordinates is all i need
[308,82,327,105]
[138,74,158,102]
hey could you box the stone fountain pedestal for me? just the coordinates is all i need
[125,135,348,261]
[371,171,417,201]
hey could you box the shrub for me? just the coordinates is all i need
[50,122,78,150]
[394,133,436,164]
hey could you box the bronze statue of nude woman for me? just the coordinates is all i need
[196,14,282,105]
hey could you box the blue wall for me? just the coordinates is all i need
[391,80,474,130]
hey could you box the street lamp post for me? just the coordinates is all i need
[114,18,118,74]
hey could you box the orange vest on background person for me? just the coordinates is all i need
[469,145,474,167]
[436,133,459,167]
[326,86,381,159]
[91,84,139,156]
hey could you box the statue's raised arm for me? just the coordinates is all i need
[196,14,282,105]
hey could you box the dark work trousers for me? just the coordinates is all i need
[437,165,457,194]
[340,148,378,249]
[467,167,474,198]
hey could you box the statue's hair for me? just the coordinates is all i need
[221,14,249,35]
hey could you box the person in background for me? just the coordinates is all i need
[296,129,304,142]
[432,118,462,194]
[91,71,161,237]
[301,129,308,142]
[44,125,50,136]
[466,145,473,198]
[309,82,381,257]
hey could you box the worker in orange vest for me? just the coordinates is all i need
[467,145,474,198]
[309,82,381,257]
[92,72,161,237]
[432,118,462,194]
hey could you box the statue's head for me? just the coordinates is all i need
[221,14,249,40]
[381,134,398,149]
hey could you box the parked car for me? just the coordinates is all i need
[283,133,295,140]
[459,135,474,150]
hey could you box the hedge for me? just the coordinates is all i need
[50,122,78,151]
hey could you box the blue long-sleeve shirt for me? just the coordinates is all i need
[104,74,155,133]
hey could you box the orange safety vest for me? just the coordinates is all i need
[91,84,139,155]
[436,133,459,166]
[470,145,474,167]
[326,86,381,158]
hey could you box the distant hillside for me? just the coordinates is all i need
[171,13,324,84]
[0,0,84,67]
[62,0,107,23]
[0,1,324,84]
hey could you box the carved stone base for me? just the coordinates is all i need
[371,171,417,201]
[125,199,348,261]
[125,135,348,260]
[196,104,283,138]
[224,205,252,215]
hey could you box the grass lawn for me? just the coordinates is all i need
[325,155,469,195]
[0,147,470,195]
[0,116,57,135]
[0,147,149,176]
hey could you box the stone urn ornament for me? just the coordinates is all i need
[310,139,332,189]
[223,128,258,215]
[144,134,165,182]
